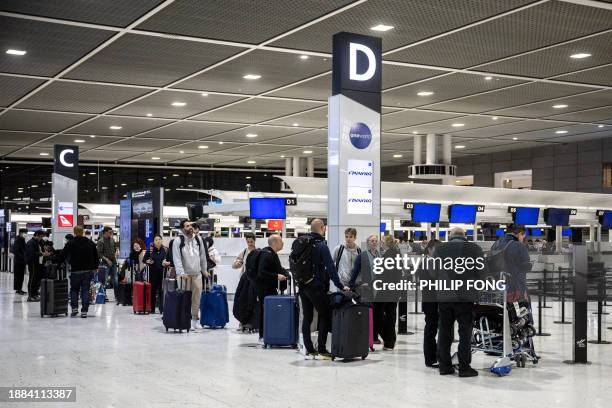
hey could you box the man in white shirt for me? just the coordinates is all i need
[333,228,361,288]
[172,220,208,331]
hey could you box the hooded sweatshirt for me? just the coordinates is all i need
[172,232,207,278]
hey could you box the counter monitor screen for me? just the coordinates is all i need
[562,228,572,237]
[513,207,539,225]
[380,222,386,232]
[412,203,441,223]
[249,198,286,220]
[529,228,543,236]
[600,211,612,229]
[544,208,571,226]
[449,204,477,224]
[495,229,505,237]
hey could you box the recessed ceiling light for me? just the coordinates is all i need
[245,176,252,180]
[393,154,403,158]
[120,183,127,186]
[218,141,224,145]
[280,155,285,158]
[570,53,591,59]
[109,125,122,130]
[89,172,96,175]
[555,130,568,134]
[597,124,604,128]
[6,49,26,56]
[492,116,498,120]
[484,76,493,80]
[74,139,85,143]
[179,150,184,154]
[39,152,49,156]
[303,150,313,154]
[201,93,208,97]
[151,156,161,160]
[90,135,96,138]
[455,145,466,149]
[246,133,258,138]
[417,91,434,96]
[171,102,186,107]
[299,55,309,60]
[292,123,299,127]
[247,160,256,164]
[172,174,179,177]
[370,24,394,32]
[452,123,465,128]
[31,185,38,188]
[552,104,568,109]
[146,113,153,117]
[412,131,418,134]
[198,145,208,149]
[147,178,154,181]
[512,137,518,140]
[243,74,261,80]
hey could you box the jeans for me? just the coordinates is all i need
[70,271,93,312]
[437,302,474,371]
[299,283,331,353]
[422,301,439,366]
[108,262,118,299]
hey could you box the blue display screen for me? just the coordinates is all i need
[414,231,424,237]
[514,207,539,225]
[562,228,572,237]
[466,229,474,236]
[601,211,612,228]
[439,231,446,238]
[495,229,505,237]
[380,222,386,232]
[412,203,441,223]
[545,208,570,226]
[529,228,543,236]
[249,198,286,220]
[449,204,477,223]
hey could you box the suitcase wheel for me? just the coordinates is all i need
[165,327,168,332]
[362,355,367,360]
[331,356,335,361]
[263,344,268,349]
[291,344,298,349]
[370,347,375,352]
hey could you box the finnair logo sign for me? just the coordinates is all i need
[349,42,376,82]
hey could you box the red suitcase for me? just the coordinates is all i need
[133,266,152,314]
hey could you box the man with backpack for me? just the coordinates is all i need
[246,235,287,345]
[332,227,361,288]
[291,219,350,359]
[172,220,208,332]
[490,224,532,302]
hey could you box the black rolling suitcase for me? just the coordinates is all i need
[40,264,68,317]
[331,299,370,361]
[117,267,133,306]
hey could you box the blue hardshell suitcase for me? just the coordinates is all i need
[263,276,298,348]
[200,279,229,329]
[163,278,192,333]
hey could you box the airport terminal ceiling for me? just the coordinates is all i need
[0,0,611,173]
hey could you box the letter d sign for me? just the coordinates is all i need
[349,43,376,81]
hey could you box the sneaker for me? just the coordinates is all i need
[257,337,265,348]
[16,290,26,295]
[383,346,394,351]
[191,320,199,331]
[439,367,456,375]
[317,352,333,360]
[459,367,479,377]
[80,312,87,318]
[71,310,78,318]
[303,352,318,360]
[373,339,381,345]
[425,363,440,369]
[27,297,38,302]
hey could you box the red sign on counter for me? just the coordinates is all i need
[267,220,283,231]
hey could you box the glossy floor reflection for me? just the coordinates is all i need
[1,272,611,408]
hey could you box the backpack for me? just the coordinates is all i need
[245,248,264,282]
[289,235,318,284]
[486,240,513,278]
[334,244,361,270]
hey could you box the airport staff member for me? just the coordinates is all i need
[432,227,484,378]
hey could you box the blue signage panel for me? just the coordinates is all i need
[119,199,131,259]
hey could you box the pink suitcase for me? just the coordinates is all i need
[369,307,375,351]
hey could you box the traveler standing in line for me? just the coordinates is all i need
[12,228,28,295]
[204,236,222,277]
[172,220,208,331]
[57,226,99,318]
[297,219,349,359]
[25,230,48,302]
[256,234,287,345]
[232,233,257,276]
[420,239,441,368]
[491,224,532,302]
[433,227,484,377]
[375,235,401,351]
[349,234,380,342]
[121,239,147,282]
[97,226,119,298]
[332,227,361,288]
[144,234,167,314]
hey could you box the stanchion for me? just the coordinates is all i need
[593,273,609,315]
[588,279,611,344]
[542,269,552,308]
[554,275,572,324]
[536,280,551,336]
[408,277,423,315]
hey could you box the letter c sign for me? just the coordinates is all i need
[59,149,75,168]
[349,42,376,82]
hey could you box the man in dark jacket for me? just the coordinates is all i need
[12,229,28,295]
[256,234,287,344]
[490,224,531,300]
[25,230,48,302]
[432,227,485,377]
[57,226,99,318]
[298,219,349,359]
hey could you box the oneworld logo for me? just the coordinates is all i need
[348,170,373,176]
[348,198,372,203]
[349,122,372,149]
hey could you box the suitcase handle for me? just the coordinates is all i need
[178,275,193,291]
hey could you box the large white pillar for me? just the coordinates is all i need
[413,135,423,165]
[555,226,562,253]
[442,134,452,165]
[306,157,314,177]
[426,133,437,165]
[292,156,301,177]
[285,157,292,176]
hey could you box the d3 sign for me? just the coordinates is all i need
[349,42,376,82]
